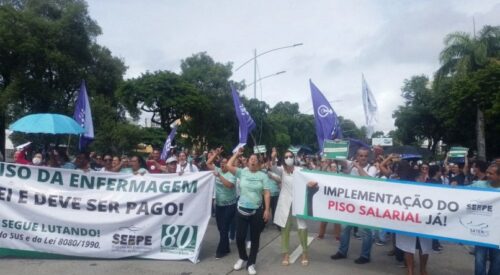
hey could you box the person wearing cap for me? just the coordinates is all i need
[165,156,178,174]
[207,147,237,259]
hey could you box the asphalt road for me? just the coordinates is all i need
[0,218,475,275]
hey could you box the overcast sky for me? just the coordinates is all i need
[87,0,500,133]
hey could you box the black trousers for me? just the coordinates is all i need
[236,207,264,267]
[215,203,236,256]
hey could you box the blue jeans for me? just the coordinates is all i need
[475,246,500,275]
[338,225,373,259]
[375,229,387,242]
[215,203,236,256]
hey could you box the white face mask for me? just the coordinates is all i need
[284,158,294,167]
[32,157,42,165]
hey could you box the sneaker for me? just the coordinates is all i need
[246,241,251,249]
[215,252,227,259]
[247,264,257,275]
[354,257,370,264]
[375,240,385,246]
[330,252,346,260]
[353,232,362,240]
[397,261,407,268]
[234,259,246,270]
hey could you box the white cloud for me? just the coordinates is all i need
[87,0,500,134]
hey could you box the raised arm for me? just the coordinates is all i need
[227,148,243,175]
[271,147,278,166]
[443,152,450,173]
[462,156,469,175]
[206,147,222,171]
[379,154,394,177]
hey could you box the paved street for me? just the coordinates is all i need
[0,217,474,275]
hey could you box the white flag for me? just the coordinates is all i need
[362,74,378,138]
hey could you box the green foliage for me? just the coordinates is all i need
[180,52,240,150]
[117,70,205,130]
[393,25,500,159]
[0,0,127,155]
[371,131,384,138]
[393,75,444,153]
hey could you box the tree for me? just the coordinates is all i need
[338,116,366,141]
[0,0,127,156]
[392,75,444,153]
[118,70,205,130]
[371,131,385,138]
[437,25,500,160]
[180,52,241,150]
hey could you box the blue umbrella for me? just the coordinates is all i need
[9,113,85,135]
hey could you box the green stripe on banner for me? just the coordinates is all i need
[0,248,73,259]
[0,248,143,259]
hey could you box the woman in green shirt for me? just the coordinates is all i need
[206,147,238,259]
[227,148,271,275]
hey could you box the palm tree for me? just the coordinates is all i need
[437,25,500,160]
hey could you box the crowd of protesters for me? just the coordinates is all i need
[4,143,500,275]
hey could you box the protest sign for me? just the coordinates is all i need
[323,140,349,160]
[293,169,500,248]
[253,145,266,154]
[288,146,300,155]
[0,162,214,262]
[449,147,468,158]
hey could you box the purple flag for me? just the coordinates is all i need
[73,80,94,150]
[160,125,178,160]
[231,86,256,151]
[310,79,342,152]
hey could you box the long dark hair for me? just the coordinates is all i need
[396,160,419,181]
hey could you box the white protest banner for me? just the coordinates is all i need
[292,169,500,248]
[0,162,214,262]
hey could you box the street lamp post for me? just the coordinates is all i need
[246,70,286,88]
[234,43,303,99]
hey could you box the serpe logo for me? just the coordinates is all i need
[466,200,493,216]
[111,225,153,253]
[161,224,198,254]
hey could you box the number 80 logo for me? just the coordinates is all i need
[161,225,198,251]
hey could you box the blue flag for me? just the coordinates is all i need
[231,86,256,152]
[160,125,178,160]
[310,79,342,152]
[73,80,94,150]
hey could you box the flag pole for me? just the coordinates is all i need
[67,135,71,155]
